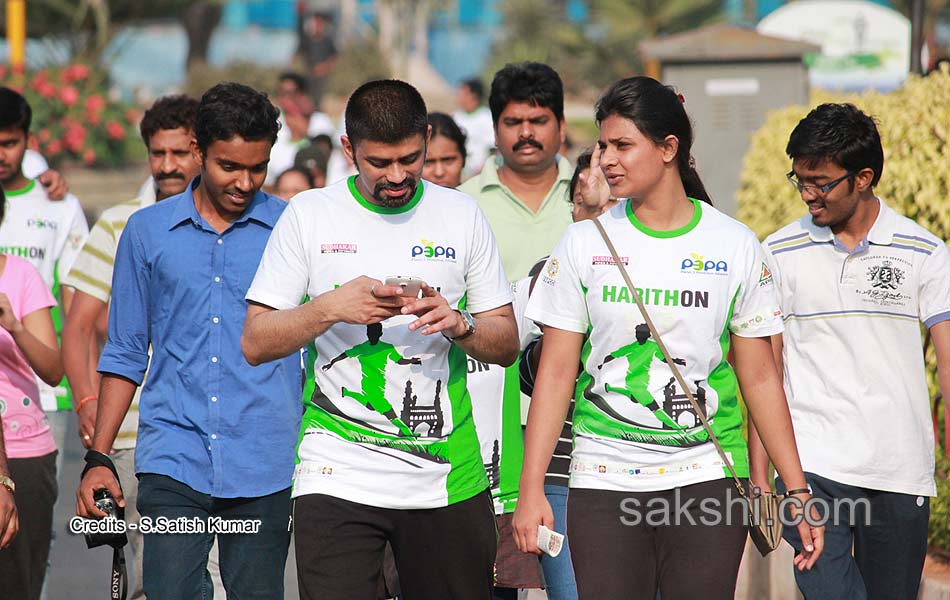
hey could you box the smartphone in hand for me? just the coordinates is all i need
[385,276,424,298]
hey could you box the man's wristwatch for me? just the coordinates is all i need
[444,309,475,343]
[0,474,14,495]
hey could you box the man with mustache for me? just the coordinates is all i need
[457,62,574,600]
[61,94,199,600]
[76,83,301,600]
[459,62,573,281]
[241,79,519,600]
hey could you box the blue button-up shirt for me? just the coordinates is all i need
[98,179,301,498]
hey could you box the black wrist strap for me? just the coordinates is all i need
[784,487,811,497]
[82,450,121,489]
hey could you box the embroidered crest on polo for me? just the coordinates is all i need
[867,260,905,290]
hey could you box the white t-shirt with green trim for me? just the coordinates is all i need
[0,179,89,410]
[469,277,531,515]
[246,176,513,509]
[525,199,783,492]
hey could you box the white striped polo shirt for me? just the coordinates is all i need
[63,188,155,449]
[764,198,950,496]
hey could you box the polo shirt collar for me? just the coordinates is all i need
[866,197,895,245]
[472,154,573,192]
[167,176,281,231]
[140,181,157,208]
[804,197,892,248]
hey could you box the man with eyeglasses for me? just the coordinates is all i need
[749,103,950,599]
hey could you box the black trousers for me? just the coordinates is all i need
[0,451,57,600]
[294,489,497,600]
[567,479,749,600]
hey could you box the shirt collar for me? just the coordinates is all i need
[865,197,895,245]
[141,182,157,208]
[805,197,893,246]
[473,154,573,192]
[167,177,282,231]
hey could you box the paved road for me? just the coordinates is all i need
[45,411,300,599]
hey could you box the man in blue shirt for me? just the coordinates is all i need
[76,82,301,600]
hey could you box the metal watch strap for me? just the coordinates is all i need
[445,309,475,343]
[591,217,747,498]
[0,474,13,494]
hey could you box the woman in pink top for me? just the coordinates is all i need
[0,188,63,600]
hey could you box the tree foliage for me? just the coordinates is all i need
[737,64,950,409]
[484,0,723,93]
[0,0,218,64]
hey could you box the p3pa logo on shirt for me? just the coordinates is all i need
[680,253,728,275]
[411,239,457,261]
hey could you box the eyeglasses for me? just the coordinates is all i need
[786,170,855,195]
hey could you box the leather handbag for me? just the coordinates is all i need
[591,217,783,556]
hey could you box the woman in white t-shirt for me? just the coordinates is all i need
[512,77,823,599]
[0,188,64,599]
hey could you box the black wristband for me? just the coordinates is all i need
[784,487,811,497]
[81,449,121,490]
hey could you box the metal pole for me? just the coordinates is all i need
[910,0,924,74]
[6,0,26,69]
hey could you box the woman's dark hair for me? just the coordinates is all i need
[569,148,594,201]
[275,167,316,190]
[786,103,883,188]
[345,79,428,147]
[594,77,711,205]
[427,112,467,167]
[194,82,280,154]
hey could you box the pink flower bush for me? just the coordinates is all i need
[2,63,137,167]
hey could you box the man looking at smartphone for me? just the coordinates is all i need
[241,79,519,600]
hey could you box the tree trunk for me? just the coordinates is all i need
[412,0,430,59]
[183,1,223,69]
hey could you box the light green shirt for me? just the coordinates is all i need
[460,155,573,280]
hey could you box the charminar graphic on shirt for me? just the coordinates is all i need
[525,199,783,492]
[0,179,89,411]
[468,278,531,515]
[246,176,513,510]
